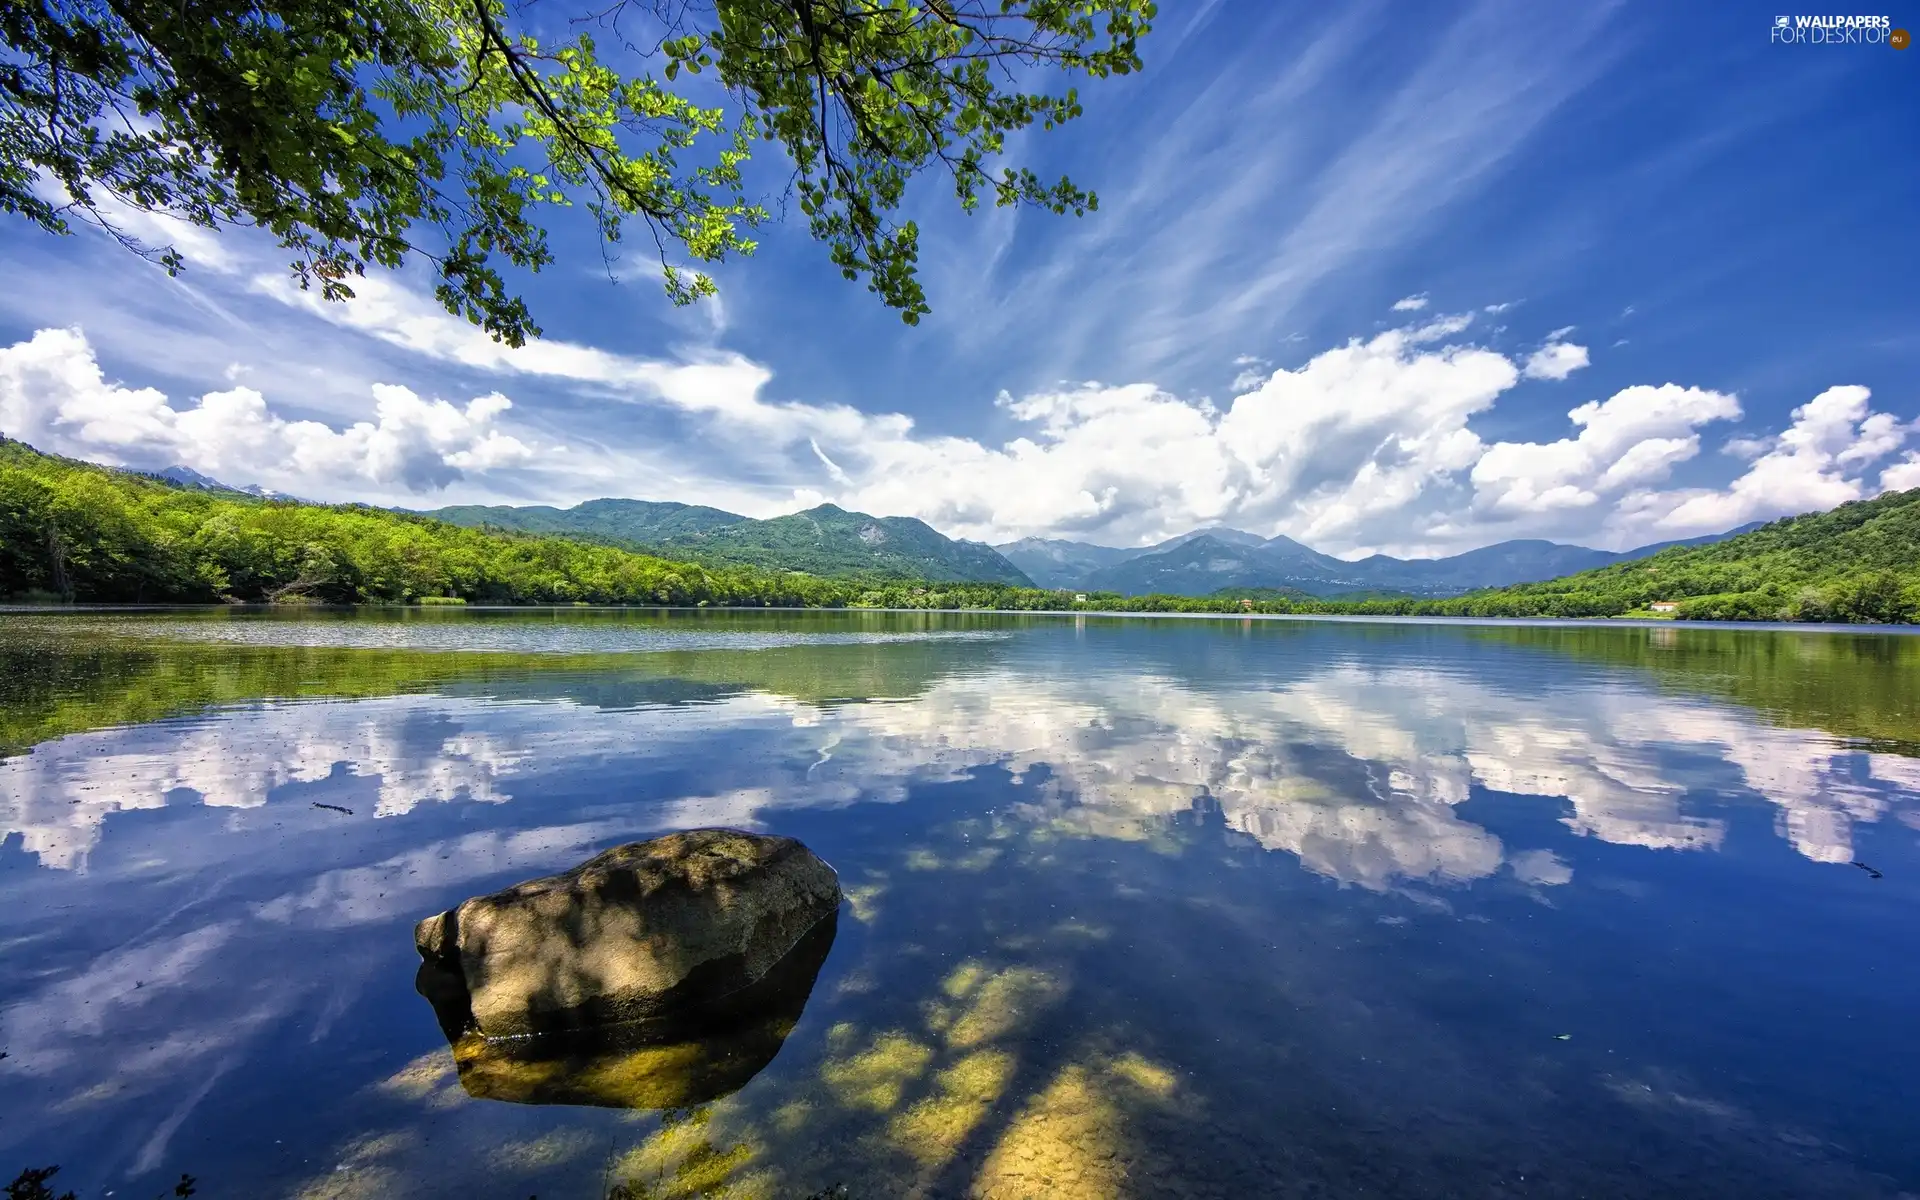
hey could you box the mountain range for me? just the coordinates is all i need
[424,499,1035,586]
[419,492,1758,598]
[998,526,1764,598]
[147,465,292,500]
[7,440,1910,622]
[429,499,746,544]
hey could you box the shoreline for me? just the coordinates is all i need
[2,602,1916,635]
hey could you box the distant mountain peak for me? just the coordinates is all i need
[1197,526,1270,548]
[149,464,242,491]
[138,464,296,499]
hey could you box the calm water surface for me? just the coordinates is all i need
[1,608,1916,1198]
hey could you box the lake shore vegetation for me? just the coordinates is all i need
[3,439,1916,623]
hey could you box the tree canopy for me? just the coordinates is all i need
[3,437,1917,625]
[1,0,1154,343]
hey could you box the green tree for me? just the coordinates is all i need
[0,470,56,594]
[4,438,1917,625]
[2,0,1153,343]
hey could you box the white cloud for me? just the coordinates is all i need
[1881,454,1920,492]
[1408,312,1478,342]
[1522,337,1590,381]
[0,698,524,869]
[0,327,535,495]
[764,308,1906,555]
[1471,384,1740,515]
[799,323,1519,550]
[7,292,1913,557]
[931,2,1624,385]
[13,653,1904,892]
[1392,293,1430,312]
[1230,354,1272,393]
[1626,386,1909,536]
[1510,849,1573,886]
[257,271,917,465]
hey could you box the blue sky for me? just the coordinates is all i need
[0,0,1915,556]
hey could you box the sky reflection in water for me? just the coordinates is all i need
[0,611,1916,1198]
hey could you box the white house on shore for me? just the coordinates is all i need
[1649,601,1679,613]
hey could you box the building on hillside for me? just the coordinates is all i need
[1649,601,1679,613]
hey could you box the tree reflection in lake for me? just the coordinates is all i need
[5,619,1912,881]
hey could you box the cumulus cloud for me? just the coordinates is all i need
[1391,293,1430,312]
[1471,384,1741,515]
[0,327,534,494]
[800,323,1519,550]
[1625,386,1910,536]
[1521,335,1591,381]
[215,263,1920,555]
[7,293,1913,556]
[1230,354,1272,392]
[1882,454,1920,492]
[771,305,1906,555]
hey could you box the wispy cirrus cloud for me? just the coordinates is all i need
[952,0,1624,388]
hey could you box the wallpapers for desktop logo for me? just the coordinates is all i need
[1769,14,1908,44]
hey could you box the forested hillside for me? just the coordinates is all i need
[428,498,1033,585]
[1414,489,1920,622]
[2,439,1915,623]
[0,439,843,606]
[655,505,1033,584]
[0,440,1032,606]
[427,499,747,544]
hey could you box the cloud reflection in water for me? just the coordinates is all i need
[1,626,1917,1196]
[3,659,1915,883]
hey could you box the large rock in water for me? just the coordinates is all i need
[414,828,841,1040]
[416,912,837,1109]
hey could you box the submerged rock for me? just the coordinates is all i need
[417,911,836,1108]
[414,827,841,1040]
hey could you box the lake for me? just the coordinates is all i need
[1,607,1916,1199]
